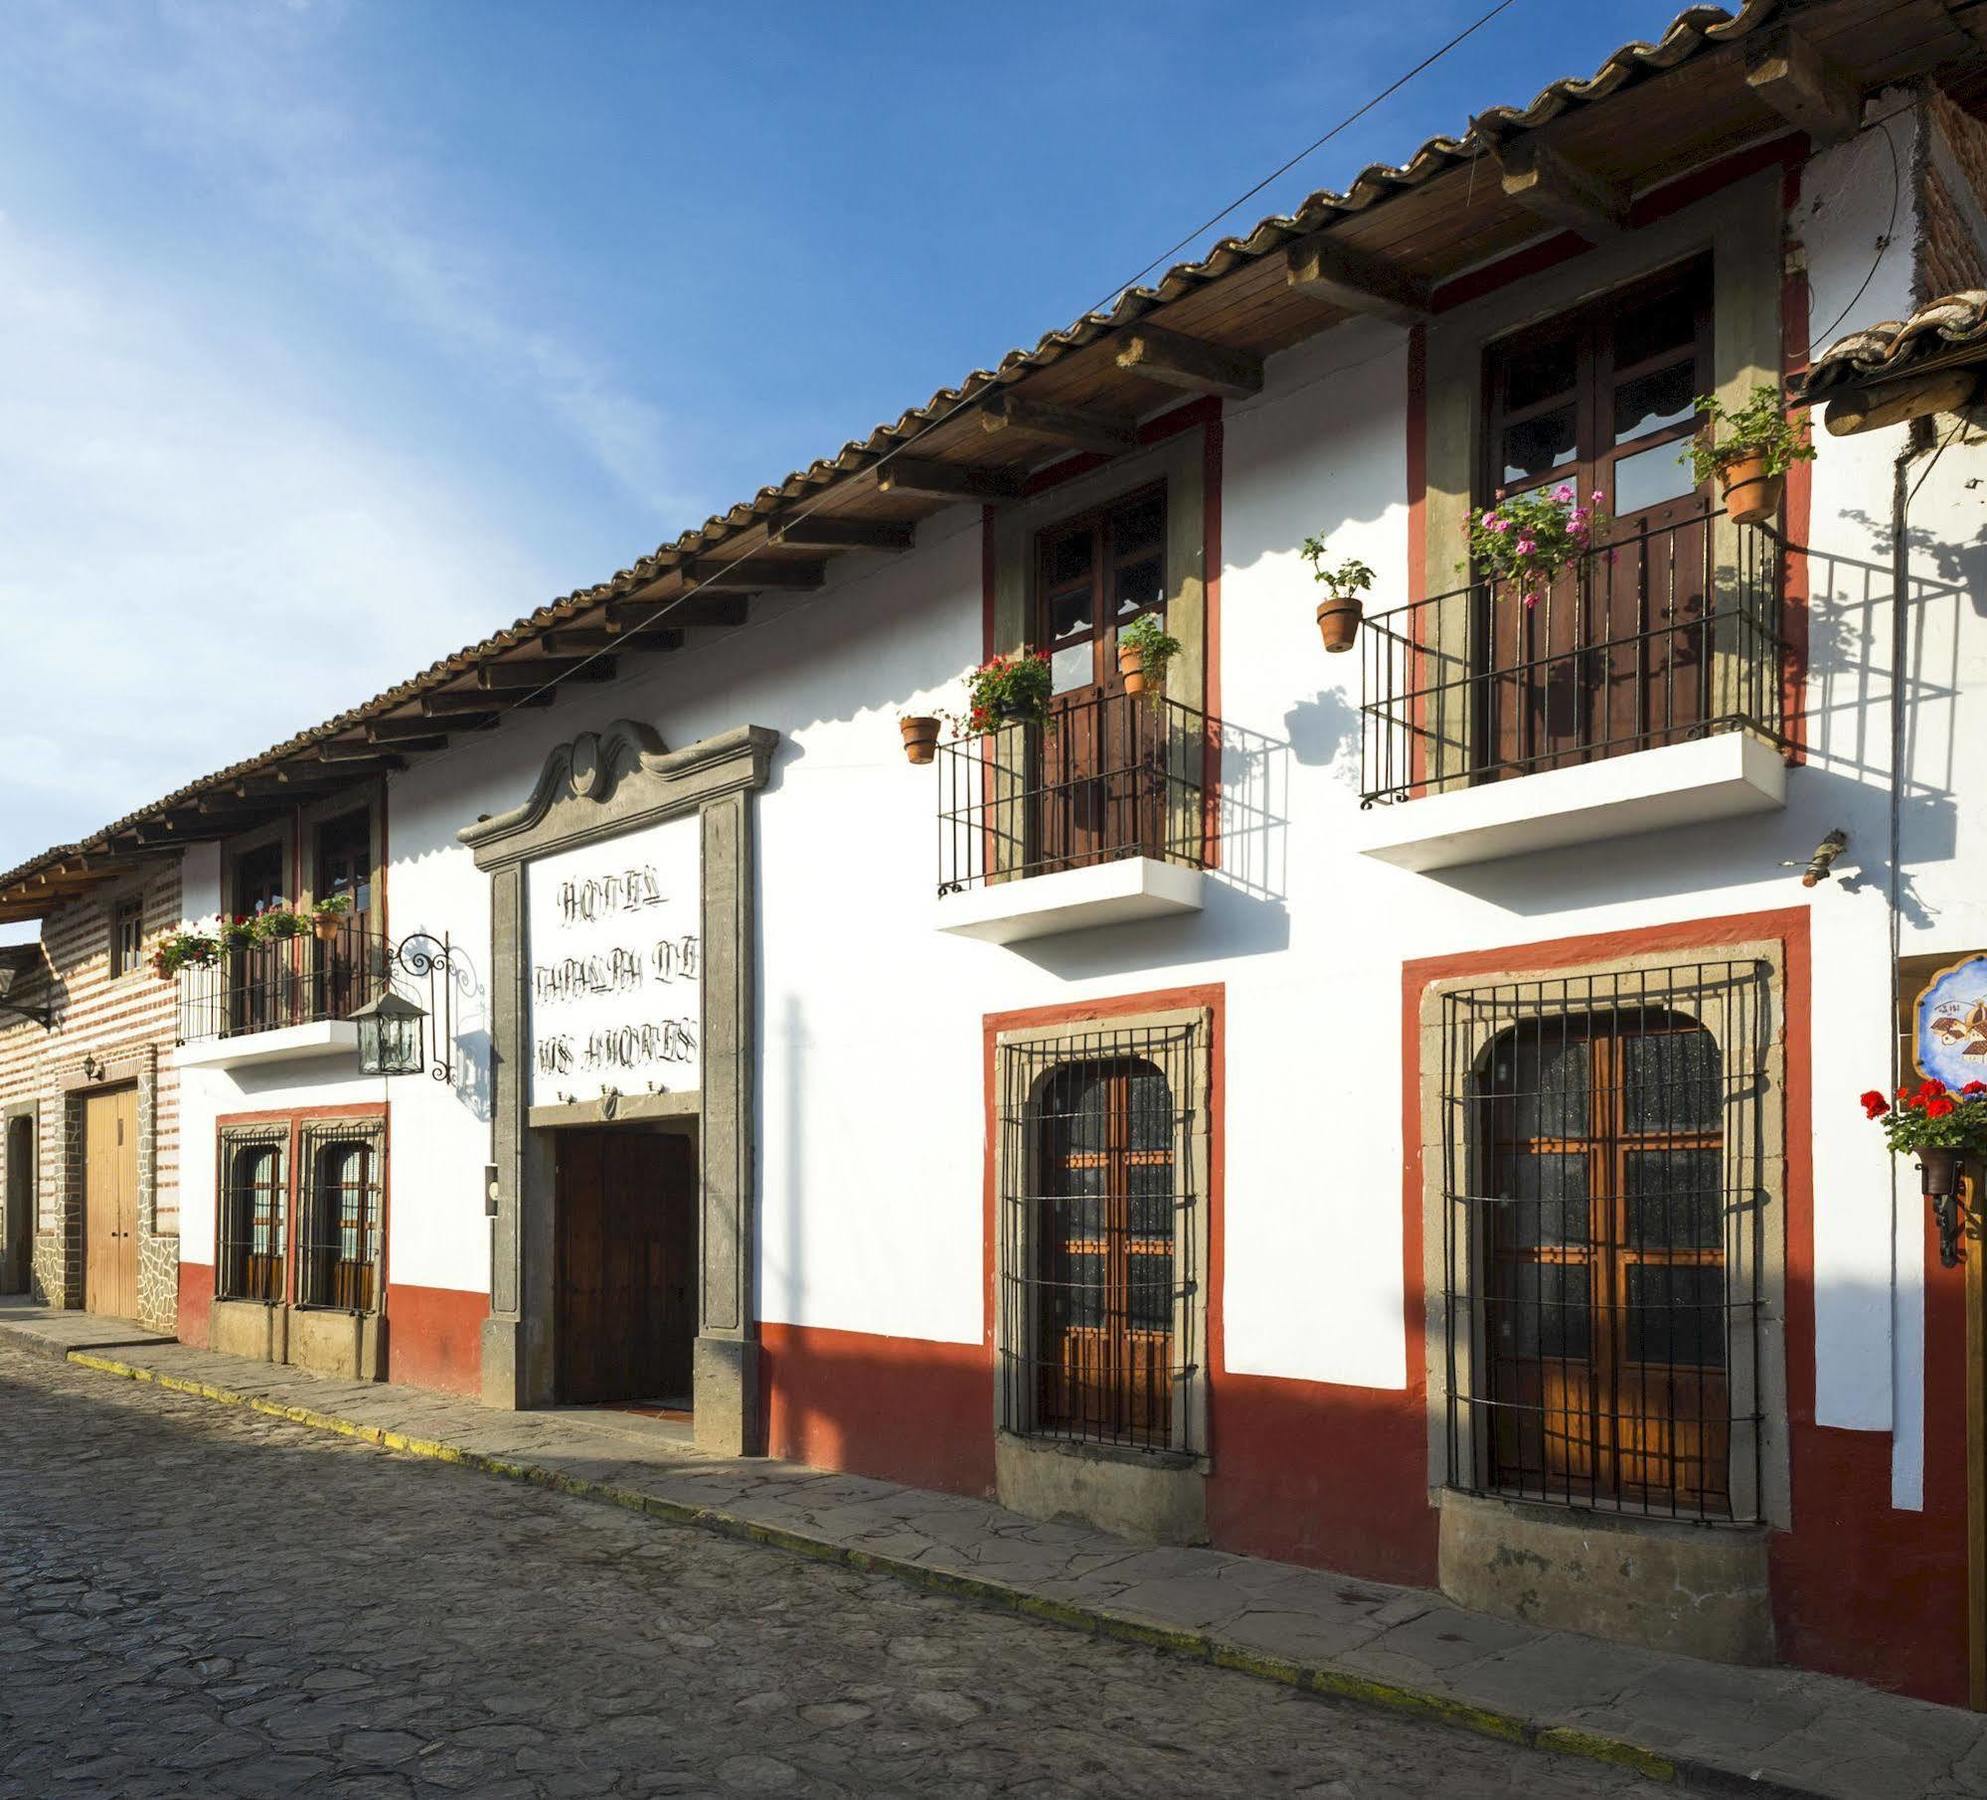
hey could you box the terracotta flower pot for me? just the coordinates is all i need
[312,913,344,942]
[1118,641,1148,695]
[1316,594,1364,654]
[1717,453,1784,527]
[899,716,941,765]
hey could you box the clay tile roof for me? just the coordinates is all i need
[1800,290,1987,396]
[0,0,1972,910]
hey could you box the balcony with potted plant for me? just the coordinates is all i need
[929,641,1216,944]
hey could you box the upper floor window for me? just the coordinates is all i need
[109,897,144,979]
[1486,259,1709,524]
[1037,487,1167,699]
[315,809,373,920]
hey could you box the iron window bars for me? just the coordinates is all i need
[177,915,390,1047]
[1360,511,1786,806]
[997,1020,1202,1455]
[297,1119,384,1313]
[938,693,1214,895]
[216,1124,289,1304]
[1438,959,1770,1522]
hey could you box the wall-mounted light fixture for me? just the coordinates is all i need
[351,932,461,1083]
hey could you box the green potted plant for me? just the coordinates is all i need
[1863,1078,1987,1265]
[1683,382,1814,525]
[1301,541,1373,652]
[148,929,218,981]
[949,650,1054,735]
[898,715,942,765]
[1116,613,1181,698]
[255,904,308,943]
[215,915,257,955]
[310,892,354,941]
[1464,485,1609,609]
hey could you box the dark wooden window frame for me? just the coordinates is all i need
[214,1107,388,1312]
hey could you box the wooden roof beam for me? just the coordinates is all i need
[368,713,492,741]
[978,392,1139,456]
[873,457,1025,503]
[1113,325,1263,400]
[1284,233,1431,323]
[1823,370,1982,436]
[604,595,747,632]
[1489,134,1629,241]
[682,558,826,591]
[770,517,915,552]
[542,626,683,655]
[1745,28,1863,146]
[424,688,554,715]
[1941,0,1987,50]
[477,657,612,690]
[304,746,410,770]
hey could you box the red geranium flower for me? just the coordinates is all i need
[1860,1090,1890,1119]
[1926,1096,1957,1119]
[1965,1081,1987,1096]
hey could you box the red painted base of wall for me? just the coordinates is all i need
[385,1283,487,1398]
[173,1264,483,1400]
[1208,1372,1437,1587]
[177,1262,212,1351]
[761,1321,995,1498]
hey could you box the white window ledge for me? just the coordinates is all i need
[936,856,1204,944]
[1353,732,1787,873]
[174,1021,360,1071]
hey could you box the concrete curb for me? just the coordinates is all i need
[62,1348,1820,1799]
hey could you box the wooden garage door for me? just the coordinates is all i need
[83,1086,139,1320]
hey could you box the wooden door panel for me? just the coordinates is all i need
[83,1088,139,1319]
[556,1130,696,1406]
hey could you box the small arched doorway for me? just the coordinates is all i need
[4,1111,34,1296]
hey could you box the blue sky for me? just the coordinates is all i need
[0,0,1675,880]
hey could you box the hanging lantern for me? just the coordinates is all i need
[350,988,427,1077]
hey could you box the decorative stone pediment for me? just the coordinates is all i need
[461,720,777,870]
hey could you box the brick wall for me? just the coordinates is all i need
[0,856,184,1328]
[1923,84,1987,301]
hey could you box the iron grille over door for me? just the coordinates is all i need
[998,1022,1201,1454]
[1439,961,1769,1521]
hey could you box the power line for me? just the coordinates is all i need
[491,0,1528,717]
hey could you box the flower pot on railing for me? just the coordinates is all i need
[1717,452,1784,527]
[899,716,941,765]
[1316,595,1363,653]
[312,913,344,943]
[1118,641,1149,695]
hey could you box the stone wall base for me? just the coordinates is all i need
[996,1432,1208,1546]
[1438,1489,1773,1664]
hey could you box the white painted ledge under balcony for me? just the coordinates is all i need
[1352,731,1787,873]
[174,1021,360,1071]
[936,856,1205,944]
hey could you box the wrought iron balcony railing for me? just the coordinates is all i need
[177,917,389,1047]
[938,691,1215,895]
[1359,510,1787,806]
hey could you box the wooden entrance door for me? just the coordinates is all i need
[1034,488,1169,873]
[554,1129,696,1406]
[1478,262,1713,780]
[83,1086,139,1319]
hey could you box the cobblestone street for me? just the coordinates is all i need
[0,1341,1697,1798]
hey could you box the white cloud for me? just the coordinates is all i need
[0,213,557,869]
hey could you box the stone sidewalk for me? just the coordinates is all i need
[3,1302,1981,1800]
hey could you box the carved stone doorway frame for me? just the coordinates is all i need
[462,719,777,1454]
